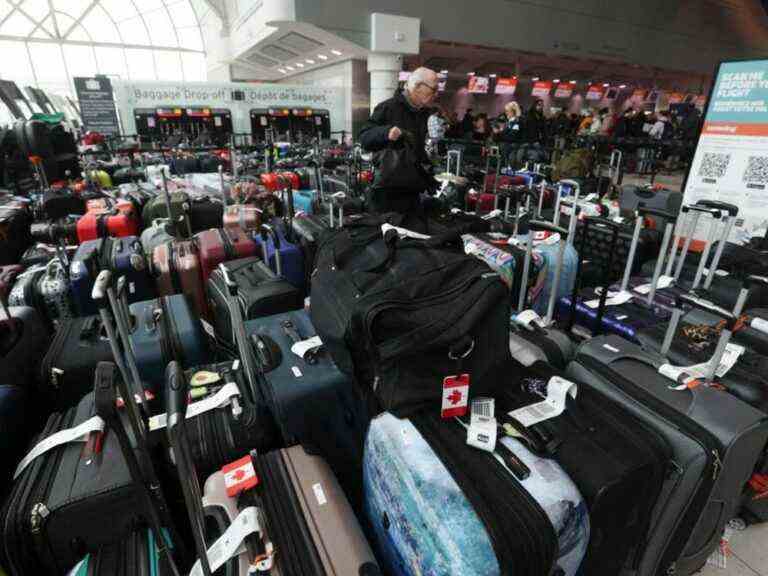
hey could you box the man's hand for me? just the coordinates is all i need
[388,126,402,141]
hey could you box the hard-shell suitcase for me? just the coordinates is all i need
[142,192,223,237]
[206,257,302,344]
[70,237,154,317]
[195,227,259,283]
[75,207,139,243]
[619,184,682,230]
[222,204,262,232]
[253,220,306,293]
[152,239,208,318]
[38,315,114,410]
[364,411,589,576]
[128,294,209,387]
[246,309,371,492]
[0,202,32,266]
[140,218,174,256]
[565,300,768,576]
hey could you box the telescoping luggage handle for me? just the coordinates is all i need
[484,145,502,196]
[670,204,723,287]
[446,148,462,177]
[518,218,574,326]
[609,149,623,185]
[166,362,212,576]
[259,223,283,278]
[694,200,739,291]
[161,170,193,238]
[552,179,581,228]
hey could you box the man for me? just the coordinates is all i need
[359,67,439,213]
[426,106,447,157]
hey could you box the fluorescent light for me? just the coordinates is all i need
[570,80,577,84]
[440,69,448,74]
[489,74,497,78]
[532,77,540,81]
[331,49,342,56]
[619,84,627,89]
[553,79,560,83]
[317,54,328,60]
[467,72,475,76]
[277,68,287,74]
[603,83,610,87]
[512,76,517,79]
[286,66,294,71]
[305,59,315,64]
[295,63,304,68]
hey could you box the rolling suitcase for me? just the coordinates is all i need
[152,239,208,319]
[66,529,168,576]
[38,315,114,410]
[75,206,139,243]
[0,386,33,499]
[222,204,262,232]
[619,183,682,230]
[70,236,154,317]
[253,220,306,293]
[565,293,768,576]
[364,410,589,576]
[9,257,74,329]
[195,227,258,283]
[206,256,302,344]
[140,218,174,256]
[39,188,86,220]
[0,201,32,266]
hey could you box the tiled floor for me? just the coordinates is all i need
[618,172,767,575]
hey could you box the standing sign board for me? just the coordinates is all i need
[683,60,768,241]
[73,77,121,135]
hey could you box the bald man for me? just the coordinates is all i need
[359,67,439,213]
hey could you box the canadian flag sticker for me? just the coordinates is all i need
[222,455,259,497]
[441,374,470,419]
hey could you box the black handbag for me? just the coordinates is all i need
[372,135,433,192]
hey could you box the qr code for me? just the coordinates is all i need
[698,152,731,179]
[743,156,768,184]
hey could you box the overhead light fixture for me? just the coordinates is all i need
[286,66,294,71]
[603,83,610,87]
[306,59,315,64]
[512,75,517,79]
[440,69,448,74]
[532,77,540,81]
[489,74,497,78]
[467,72,475,76]
[331,49,342,56]
[277,68,287,74]
[553,79,560,83]
[570,80,577,84]
[619,84,627,89]
[295,63,304,68]
[317,54,328,60]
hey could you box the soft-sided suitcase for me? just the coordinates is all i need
[152,239,208,318]
[0,386,33,498]
[364,411,589,576]
[619,184,682,230]
[140,218,174,256]
[70,237,154,317]
[0,202,32,266]
[128,294,209,387]
[38,315,114,410]
[246,310,371,492]
[0,304,50,389]
[0,366,159,575]
[142,192,223,237]
[206,256,302,344]
[195,227,259,283]
[0,265,24,301]
[40,188,86,220]
[9,259,74,329]
[565,298,768,576]
[75,206,139,243]
[66,529,166,576]
[253,220,306,293]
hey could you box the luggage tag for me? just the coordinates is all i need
[222,455,259,497]
[148,382,241,431]
[702,267,730,279]
[465,397,497,452]
[441,374,470,418]
[584,288,634,309]
[290,335,323,359]
[658,343,745,390]
[14,416,105,479]
[633,275,674,295]
[513,309,548,331]
[189,506,261,576]
[380,223,431,240]
[507,376,578,428]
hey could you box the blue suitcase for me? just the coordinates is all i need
[364,412,589,576]
[289,189,317,215]
[253,218,306,293]
[245,309,371,496]
[129,294,209,387]
[70,237,155,316]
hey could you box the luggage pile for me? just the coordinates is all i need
[0,137,767,576]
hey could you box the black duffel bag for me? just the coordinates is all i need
[310,213,511,414]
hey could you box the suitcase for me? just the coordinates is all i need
[195,227,259,283]
[112,166,146,185]
[40,188,86,220]
[222,204,262,232]
[142,191,223,237]
[152,239,208,318]
[245,310,371,493]
[171,155,200,175]
[66,529,167,576]
[128,294,210,387]
[140,218,175,256]
[38,315,115,410]
[253,219,306,293]
[364,410,589,576]
[291,213,333,290]
[0,202,32,265]
[206,256,302,344]
[0,265,24,299]
[70,237,154,317]
[75,206,139,243]
[565,299,768,576]
[20,243,75,268]
[620,184,682,230]
[504,361,669,575]
[0,365,168,575]
[0,386,33,499]
[9,259,74,329]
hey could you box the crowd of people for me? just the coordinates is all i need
[426,98,703,148]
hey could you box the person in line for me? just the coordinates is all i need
[612,108,636,139]
[359,67,439,213]
[494,101,524,143]
[524,99,547,143]
[577,112,594,135]
[427,106,447,143]
[649,110,674,140]
[590,108,610,135]
[469,113,491,141]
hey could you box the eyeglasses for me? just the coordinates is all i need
[419,82,438,94]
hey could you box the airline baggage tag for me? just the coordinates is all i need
[466,416,498,452]
[507,376,578,428]
[482,209,504,220]
[14,416,105,479]
[534,231,561,246]
[583,193,598,202]
[513,310,547,330]
[381,223,431,240]
[751,317,768,335]
[634,275,674,295]
[149,382,240,431]
[441,374,470,418]
[659,343,745,390]
[585,290,633,309]
[471,397,495,422]
[189,506,260,576]
[290,335,323,359]
[702,267,729,278]
[222,455,259,497]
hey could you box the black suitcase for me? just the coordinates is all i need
[206,256,303,344]
[504,361,669,575]
[40,188,86,220]
[0,201,32,266]
[0,305,50,389]
[38,315,115,409]
[0,368,152,575]
[566,294,768,576]
[67,528,166,575]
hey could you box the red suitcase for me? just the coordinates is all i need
[195,227,259,282]
[466,189,497,213]
[76,201,140,243]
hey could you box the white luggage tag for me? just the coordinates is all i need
[482,209,504,220]
[584,289,634,309]
[290,335,323,359]
[633,275,674,295]
[507,376,578,427]
[15,416,105,479]
[380,223,431,240]
[189,506,261,576]
[658,343,745,390]
[149,382,241,431]
[513,309,548,330]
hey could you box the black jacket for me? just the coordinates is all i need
[359,90,431,165]
[524,110,547,143]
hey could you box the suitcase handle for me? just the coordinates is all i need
[677,293,736,324]
[527,220,569,238]
[636,204,677,224]
[695,200,738,217]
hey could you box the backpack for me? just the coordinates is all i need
[552,148,593,181]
